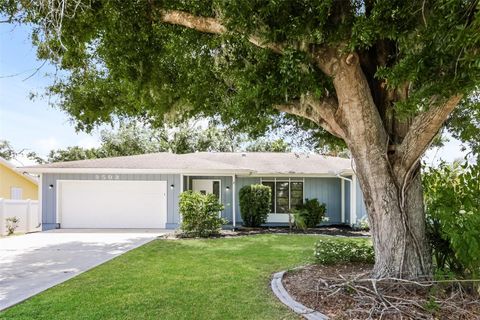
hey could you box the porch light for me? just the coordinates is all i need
[170,184,175,189]
[49,184,54,189]
[225,186,230,191]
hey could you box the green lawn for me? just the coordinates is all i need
[0,234,366,320]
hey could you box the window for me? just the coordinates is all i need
[212,181,220,200]
[290,182,304,209]
[276,182,289,213]
[11,187,23,200]
[262,179,304,213]
[262,181,275,213]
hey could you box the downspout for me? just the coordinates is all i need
[336,174,352,183]
[232,174,236,230]
[336,174,355,226]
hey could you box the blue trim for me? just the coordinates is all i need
[42,223,59,231]
[165,223,179,229]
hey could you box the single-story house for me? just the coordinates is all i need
[22,152,367,230]
[0,157,38,200]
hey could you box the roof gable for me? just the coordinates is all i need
[0,157,39,185]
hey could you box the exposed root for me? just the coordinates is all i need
[310,275,480,319]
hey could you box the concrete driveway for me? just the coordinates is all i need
[0,229,167,311]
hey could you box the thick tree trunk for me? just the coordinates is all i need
[353,152,432,279]
[324,51,432,279]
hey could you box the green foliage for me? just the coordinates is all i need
[239,184,271,227]
[356,216,370,231]
[48,146,99,162]
[291,210,307,231]
[423,162,480,278]
[245,138,291,152]
[0,140,44,164]
[5,216,19,236]
[45,122,301,163]
[0,140,17,160]
[3,1,477,152]
[179,191,226,238]
[314,238,374,265]
[291,198,326,229]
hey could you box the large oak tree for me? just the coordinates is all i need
[2,0,479,279]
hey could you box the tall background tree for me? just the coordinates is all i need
[46,121,299,162]
[1,0,479,279]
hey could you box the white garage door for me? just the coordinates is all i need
[58,180,167,228]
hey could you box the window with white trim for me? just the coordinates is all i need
[261,178,304,214]
[11,187,23,200]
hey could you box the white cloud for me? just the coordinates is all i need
[424,133,469,166]
[77,136,101,149]
[35,137,60,154]
[9,155,37,167]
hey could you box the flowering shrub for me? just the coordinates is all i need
[314,238,374,265]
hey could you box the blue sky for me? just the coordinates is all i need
[0,23,469,166]
[0,23,102,165]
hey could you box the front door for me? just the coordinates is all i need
[192,179,221,200]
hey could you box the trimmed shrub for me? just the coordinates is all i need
[292,198,326,228]
[179,191,226,237]
[239,184,271,227]
[314,238,375,265]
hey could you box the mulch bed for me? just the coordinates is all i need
[283,264,480,320]
[163,226,370,239]
[234,226,370,237]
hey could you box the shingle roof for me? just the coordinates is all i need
[22,152,353,175]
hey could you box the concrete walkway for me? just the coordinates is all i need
[0,229,167,310]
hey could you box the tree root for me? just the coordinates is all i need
[311,275,480,319]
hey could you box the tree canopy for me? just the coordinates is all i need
[45,122,298,162]
[1,1,478,152]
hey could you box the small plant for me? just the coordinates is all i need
[6,216,19,236]
[179,191,226,237]
[291,198,326,229]
[356,216,370,231]
[314,238,374,265]
[239,184,271,227]
[292,210,308,231]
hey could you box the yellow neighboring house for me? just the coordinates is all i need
[0,157,38,200]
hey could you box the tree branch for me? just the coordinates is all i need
[395,94,463,174]
[160,10,226,34]
[160,9,284,54]
[159,9,341,78]
[275,94,345,139]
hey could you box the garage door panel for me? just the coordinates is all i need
[59,180,167,228]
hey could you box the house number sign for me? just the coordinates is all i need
[95,174,120,180]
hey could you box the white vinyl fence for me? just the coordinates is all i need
[0,199,41,236]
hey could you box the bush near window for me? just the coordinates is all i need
[239,184,271,227]
[423,162,480,279]
[179,191,226,237]
[314,238,374,265]
[292,198,326,229]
